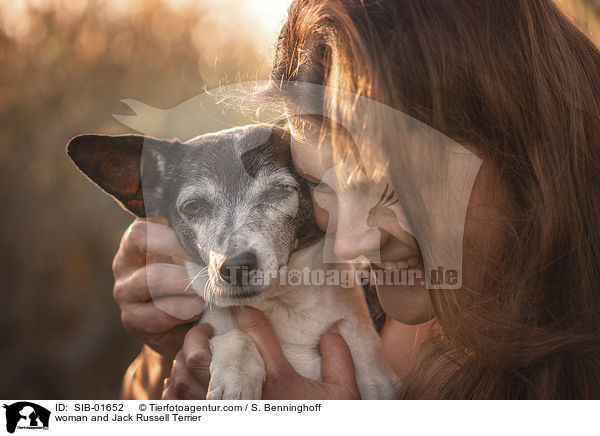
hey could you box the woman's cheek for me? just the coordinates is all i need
[312,193,330,232]
[377,281,433,325]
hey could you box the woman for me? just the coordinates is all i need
[116,0,600,399]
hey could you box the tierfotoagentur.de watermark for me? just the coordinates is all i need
[218,264,460,289]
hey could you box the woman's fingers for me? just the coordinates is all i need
[161,379,178,400]
[139,220,191,260]
[114,262,205,320]
[319,328,360,399]
[146,323,196,361]
[161,325,214,400]
[233,307,293,377]
[151,296,205,321]
[114,263,196,304]
[234,308,360,400]
[121,303,202,359]
[182,323,214,388]
[114,218,191,277]
[162,350,208,400]
[121,302,202,335]
[111,217,203,360]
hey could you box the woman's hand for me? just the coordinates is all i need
[162,323,215,400]
[162,307,361,400]
[113,217,204,360]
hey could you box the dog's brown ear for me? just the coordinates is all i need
[67,134,172,217]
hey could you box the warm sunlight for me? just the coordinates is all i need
[0,0,294,82]
[0,0,292,55]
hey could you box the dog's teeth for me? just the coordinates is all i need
[381,261,416,270]
[407,257,419,267]
[396,260,409,270]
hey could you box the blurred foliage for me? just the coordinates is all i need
[0,0,273,399]
[0,0,598,399]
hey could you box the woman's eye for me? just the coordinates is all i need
[180,198,210,216]
[308,179,335,194]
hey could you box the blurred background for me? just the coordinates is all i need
[0,0,598,399]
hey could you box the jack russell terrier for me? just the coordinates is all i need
[67,124,400,399]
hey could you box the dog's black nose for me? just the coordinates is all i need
[219,251,258,285]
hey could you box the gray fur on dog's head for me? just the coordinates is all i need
[67,124,321,305]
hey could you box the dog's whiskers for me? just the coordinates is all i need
[202,277,215,312]
[184,266,209,294]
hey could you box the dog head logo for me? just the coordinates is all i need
[3,402,50,434]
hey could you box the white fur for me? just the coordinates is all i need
[192,239,401,400]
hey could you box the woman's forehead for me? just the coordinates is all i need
[284,102,382,175]
[290,135,333,177]
[290,129,388,185]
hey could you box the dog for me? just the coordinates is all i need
[67,124,400,399]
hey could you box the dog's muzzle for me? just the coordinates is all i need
[218,251,258,286]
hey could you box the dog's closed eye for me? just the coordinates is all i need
[259,185,297,203]
[179,197,212,217]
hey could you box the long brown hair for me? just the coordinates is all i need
[272,0,600,399]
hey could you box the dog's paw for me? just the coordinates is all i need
[357,368,401,400]
[206,367,264,400]
[206,329,266,400]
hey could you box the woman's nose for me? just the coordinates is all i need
[331,197,383,261]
